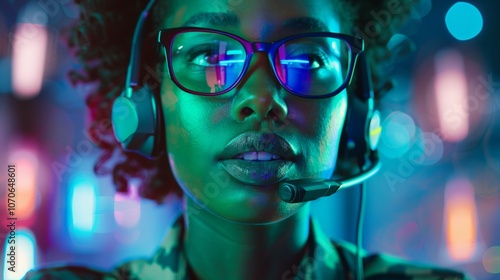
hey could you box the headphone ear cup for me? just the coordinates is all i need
[335,53,378,176]
[111,86,160,157]
[336,92,370,176]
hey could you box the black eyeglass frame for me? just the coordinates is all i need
[158,27,364,99]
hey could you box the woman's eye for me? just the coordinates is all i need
[184,43,246,69]
[303,55,324,69]
[285,54,327,70]
[190,52,218,67]
[185,44,220,67]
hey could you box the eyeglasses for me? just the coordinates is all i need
[158,27,364,99]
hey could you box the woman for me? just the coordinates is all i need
[24,0,469,279]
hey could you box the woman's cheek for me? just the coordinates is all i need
[305,92,347,177]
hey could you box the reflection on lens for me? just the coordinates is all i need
[171,32,246,94]
[169,32,352,97]
[274,36,350,96]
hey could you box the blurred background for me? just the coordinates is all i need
[0,0,499,279]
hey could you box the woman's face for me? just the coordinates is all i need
[160,0,347,223]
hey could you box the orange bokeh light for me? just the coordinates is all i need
[444,177,478,260]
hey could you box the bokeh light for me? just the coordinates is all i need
[434,50,469,142]
[445,2,483,41]
[7,147,39,219]
[482,246,500,273]
[415,0,432,18]
[68,175,97,241]
[3,229,36,280]
[114,184,141,228]
[11,23,48,98]
[444,177,478,261]
[379,111,416,158]
[407,129,444,166]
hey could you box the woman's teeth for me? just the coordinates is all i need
[235,151,281,161]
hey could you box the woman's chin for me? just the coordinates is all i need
[186,194,306,225]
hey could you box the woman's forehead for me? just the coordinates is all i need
[162,0,341,39]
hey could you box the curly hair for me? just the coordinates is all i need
[68,0,419,203]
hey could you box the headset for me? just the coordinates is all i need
[111,0,163,158]
[110,0,381,177]
[110,0,382,279]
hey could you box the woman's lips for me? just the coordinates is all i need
[218,159,294,185]
[218,132,297,185]
[218,132,297,161]
[234,151,282,160]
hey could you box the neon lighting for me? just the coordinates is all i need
[226,50,243,55]
[434,50,469,142]
[219,59,245,65]
[3,229,36,280]
[12,23,48,98]
[7,148,39,219]
[445,2,483,41]
[70,179,96,233]
[114,184,141,229]
[280,59,309,65]
[444,177,478,261]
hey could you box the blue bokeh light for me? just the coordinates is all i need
[67,173,97,247]
[379,111,416,159]
[445,2,483,41]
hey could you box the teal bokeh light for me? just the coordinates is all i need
[379,111,416,159]
[445,2,483,41]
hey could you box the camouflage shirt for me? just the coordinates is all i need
[23,216,471,280]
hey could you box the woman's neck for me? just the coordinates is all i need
[182,198,311,280]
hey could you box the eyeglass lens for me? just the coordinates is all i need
[170,31,351,96]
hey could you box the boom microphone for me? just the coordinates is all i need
[278,158,381,203]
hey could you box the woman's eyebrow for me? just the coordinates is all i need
[182,12,240,27]
[182,13,327,32]
[278,17,329,32]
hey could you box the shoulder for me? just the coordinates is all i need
[22,266,116,280]
[333,241,474,280]
[22,259,158,280]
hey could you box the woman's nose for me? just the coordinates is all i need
[230,53,288,124]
